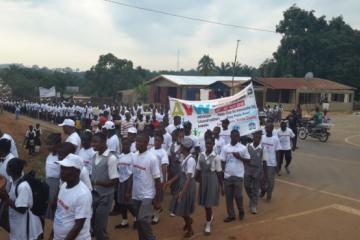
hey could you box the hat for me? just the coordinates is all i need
[56,153,83,170]
[102,121,115,130]
[128,127,137,134]
[181,137,194,149]
[58,119,75,127]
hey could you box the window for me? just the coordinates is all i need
[331,94,345,102]
[299,93,321,104]
[266,89,280,102]
[280,90,291,103]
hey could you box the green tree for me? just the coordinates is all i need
[135,82,148,102]
[197,55,216,76]
[216,62,232,75]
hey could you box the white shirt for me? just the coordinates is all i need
[53,182,92,240]
[78,147,96,175]
[181,154,196,178]
[45,153,60,178]
[147,137,154,150]
[106,134,120,155]
[220,129,231,145]
[220,143,250,178]
[130,142,137,153]
[261,135,281,167]
[94,149,119,180]
[162,132,172,152]
[0,152,15,192]
[117,152,135,183]
[0,133,19,157]
[165,124,176,135]
[80,167,92,191]
[214,137,226,155]
[196,151,222,172]
[150,147,169,182]
[276,128,295,150]
[132,150,160,200]
[8,180,43,240]
[65,132,81,154]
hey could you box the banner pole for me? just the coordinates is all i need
[231,40,240,96]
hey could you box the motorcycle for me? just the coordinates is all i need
[298,119,331,142]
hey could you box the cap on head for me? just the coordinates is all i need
[128,127,137,134]
[102,121,115,130]
[56,153,83,170]
[58,119,75,127]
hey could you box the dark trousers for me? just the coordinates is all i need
[224,176,244,218]
[120,203,136,220]
[291,128,298,149]
[92,192,113,240]
[244,174,261,207]
[278,150,292,172]
[133,199,155,240]
[261,166,276,199]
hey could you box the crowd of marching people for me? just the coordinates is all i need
[0,98,303,240]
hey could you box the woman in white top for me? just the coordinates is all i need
[164,137,196,238]
[0,158,43,240]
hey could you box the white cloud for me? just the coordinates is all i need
[0,0,359,71]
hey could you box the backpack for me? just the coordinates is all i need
[16,171,49,217]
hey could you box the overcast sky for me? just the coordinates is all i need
[0,0,359,71]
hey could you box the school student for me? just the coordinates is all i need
[24,125,36,155]
[165,137,197,238]
[260,122,281,202]
[128,127,138,153]
[44,133,62,220]
[150,134,169,224]
[52,154,92,240]
[115,138,136,229]
[220,119,231,145]
[220,129,250,222]
[195,136,223,235]
[0,129,19,158]
[0,158,43,240]
[213,126,225,155]
[132,133,162,240]
[78,131,96,176]
[103,121,121,155]
[91,132,119,240]
[244,131,264,214]
[59,119,81,154]
[276,121,295,175]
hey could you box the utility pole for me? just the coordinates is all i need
[231,40,240,95]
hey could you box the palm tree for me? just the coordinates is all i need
[197,55,216,76]
[216,62,232,75]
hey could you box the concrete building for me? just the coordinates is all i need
[239,77,355,112]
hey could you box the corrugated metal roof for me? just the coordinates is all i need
[241,77,355,90]
[147,75,251,86]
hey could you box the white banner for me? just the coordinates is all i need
[39,86,56,98]
[169,83,260,136]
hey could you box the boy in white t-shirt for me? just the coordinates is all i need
[78,131,96,176]
[132,133,162,240]
[0,158,43,240]
[260,122,281,202]
[52,154,92,240]
[276,121,295,175]
[150,134,169,224]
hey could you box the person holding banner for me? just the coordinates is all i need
[220,130,250,222]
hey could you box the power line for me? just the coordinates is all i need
[103,0,276,33]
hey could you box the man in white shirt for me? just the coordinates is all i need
[53,154,92,240]
[220,129,250,222]
[276,121,295,175]
[166,116,182,135]
[103,121,121,155]
[220,119,231,145]
[260,122,281,202]
[132,133,162,240]
[0,129,19,158]
[91,132,119,240]
[213,127,225,155]
[59,119,81,154]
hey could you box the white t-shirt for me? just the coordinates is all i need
[220,143,250,178]
[165,124,176,135]
[147,137,155,150]
[117,152,134,183]
[181,154,196,177]
[65,132,81,154]
[150,147,169,182]
[0,153,15,192]
[106,134,120,155]
[261,135,281,167]
[53,182,92,240]
[132,150,160,200]
[45,153,60,178]
[220,129,231,145]
[162,132,172,152]
[130,142,137,153]
[8,180,43,240]
[78,147,96,175]
[276,128,295,150]
[0,133,19,157]
[80,167,92,191]
[214,137,226,155]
